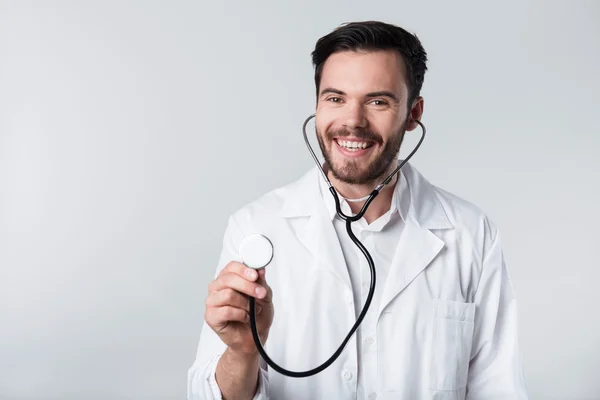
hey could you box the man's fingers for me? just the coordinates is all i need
[209,272,268,299]
[256,270,273,303]
[214,306,249,324]
[205,305,248,328]
[208,261,260,293]
[206,288,250,312]
[223,261,260,281]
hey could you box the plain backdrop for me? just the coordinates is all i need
[1,1,599,399]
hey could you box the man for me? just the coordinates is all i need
[188,21,529,399]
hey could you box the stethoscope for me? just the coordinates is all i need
[238,113,426,377]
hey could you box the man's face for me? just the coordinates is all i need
[315,50,414,185]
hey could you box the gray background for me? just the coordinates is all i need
[1,1,599,399]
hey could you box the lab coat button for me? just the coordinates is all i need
[368,393,377,400]
[343,371,352,381]
[365,337,374,345]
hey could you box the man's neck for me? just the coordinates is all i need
[326,166,398,224]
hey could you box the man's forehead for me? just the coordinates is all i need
[319,50,408,93]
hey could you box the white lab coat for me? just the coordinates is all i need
[188,162,529,400]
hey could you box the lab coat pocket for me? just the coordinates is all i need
[429,299,476,392]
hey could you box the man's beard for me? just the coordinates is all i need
[316,120,408,185]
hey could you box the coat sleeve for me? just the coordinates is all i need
[466,223,530,399]
[187,215,270,400]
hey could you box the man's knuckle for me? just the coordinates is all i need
[223,288,236,302]
[222,273,234,285]
[204,310,216,327]
[221,307,233,320]
[225,261,240,272]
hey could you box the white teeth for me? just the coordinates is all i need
[338,140,369,149]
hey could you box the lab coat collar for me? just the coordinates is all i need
[280,161,453,230]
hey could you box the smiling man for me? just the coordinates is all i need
[314,47,423,224]
[188,21,529,400]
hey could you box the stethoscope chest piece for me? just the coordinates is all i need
[239,234,273,269]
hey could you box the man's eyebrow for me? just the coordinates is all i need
[319,87,345,97]
[365,91,399,102]
[319,88,399,102]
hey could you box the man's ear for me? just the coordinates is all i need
[406,96,424,131]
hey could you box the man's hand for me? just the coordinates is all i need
[205,261,274,356]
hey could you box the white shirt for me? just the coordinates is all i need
[187,162,530,400]
[323,171,407,400]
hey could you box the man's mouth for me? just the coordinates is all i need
[334,139,375,152]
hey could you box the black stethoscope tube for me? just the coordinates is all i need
[249,114,426,377]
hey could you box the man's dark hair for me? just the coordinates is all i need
[311,21,428,107]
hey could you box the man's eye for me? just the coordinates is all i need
[328,97,342,103]
[370,100,388,106]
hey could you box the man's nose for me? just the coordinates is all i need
[342,103,368,130]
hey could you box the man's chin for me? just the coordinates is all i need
[330,168,376,186]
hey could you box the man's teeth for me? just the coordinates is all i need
[337,140,370,150]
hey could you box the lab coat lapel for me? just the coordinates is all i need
[281,168,352,290]
[377,220,444,319]
[296,208,352,289]
[376,163,452,319]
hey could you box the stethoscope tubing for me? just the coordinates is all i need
[249,114,426,377]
